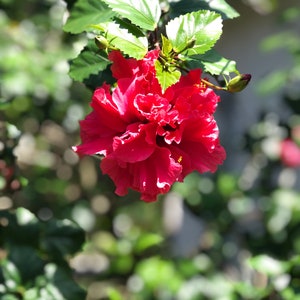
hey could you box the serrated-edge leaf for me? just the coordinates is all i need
[206,0,239,19]
[166,10,223,56]
[69,40,111,82]
[114,17,145,38]
[155,60,181,92]
[101,0,161,31]
[190,49,237,75]
[99,22,148,59]
[169,0,239,20]
[63,0,115,34]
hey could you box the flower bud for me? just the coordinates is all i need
[95,35,109,50]
[177,38,196,54]
[226,74,251,93]
[186,38,196,49]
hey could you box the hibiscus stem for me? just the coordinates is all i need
[201,78,227,91]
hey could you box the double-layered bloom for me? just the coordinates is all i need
[73,50,226,201]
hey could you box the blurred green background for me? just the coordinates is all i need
[1,0,300,299]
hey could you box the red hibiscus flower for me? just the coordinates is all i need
[280,138,300,168]
[73,50,226,202]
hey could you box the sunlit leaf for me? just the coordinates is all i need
[43,264,86,300]
[101,0,161,31]
[134,233,163,253]
[136,257,182,292]
[170,0,239,20]
[202,0,239,19]
[1,260,21,287]
[23,288,39,299]
[166,10,223,56]
[248,255,289,276]
[63,0,115,33]
[15,207,37,226]
[161,35,173,57]
[94,21,148,59]
[107,287,122,300]
[233,282,269,299]
[110,255,134,274]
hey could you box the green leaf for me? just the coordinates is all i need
[257,70,288,95]
[189,49,237,75]
[260,31,299,52]
[1,260,22,287]
[0,208,40,248]
[15,207,37,226]
[101,0,161,31]
[69,40,111,82]
[114,17,146,38]
[63,0,115,34]
[166,10,223,56]
[134,233,163,253]
[42,264,86,300]
[155,59,181,92]
[42,219,85,260]
[0,99,11,110]
[233,282,269,299]
[107,287,122,300]
[0,295,20,300]
[201,0,239,19]
[83,68,115,90]
[161,35,173,57]
[94,22,148,59]
[8,246,45,284]
[170,0,239,20]
[247,255,289,276]
[23,288,39,300]
[290,255,300,266]
[136,257,182,292]
[41,284,65,300]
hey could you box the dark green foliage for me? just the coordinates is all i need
[0,208,85,299]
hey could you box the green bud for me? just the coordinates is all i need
[186,38,196,49]
[226,74,251,93]
[95,35,109,50]
[176,38,196,54]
